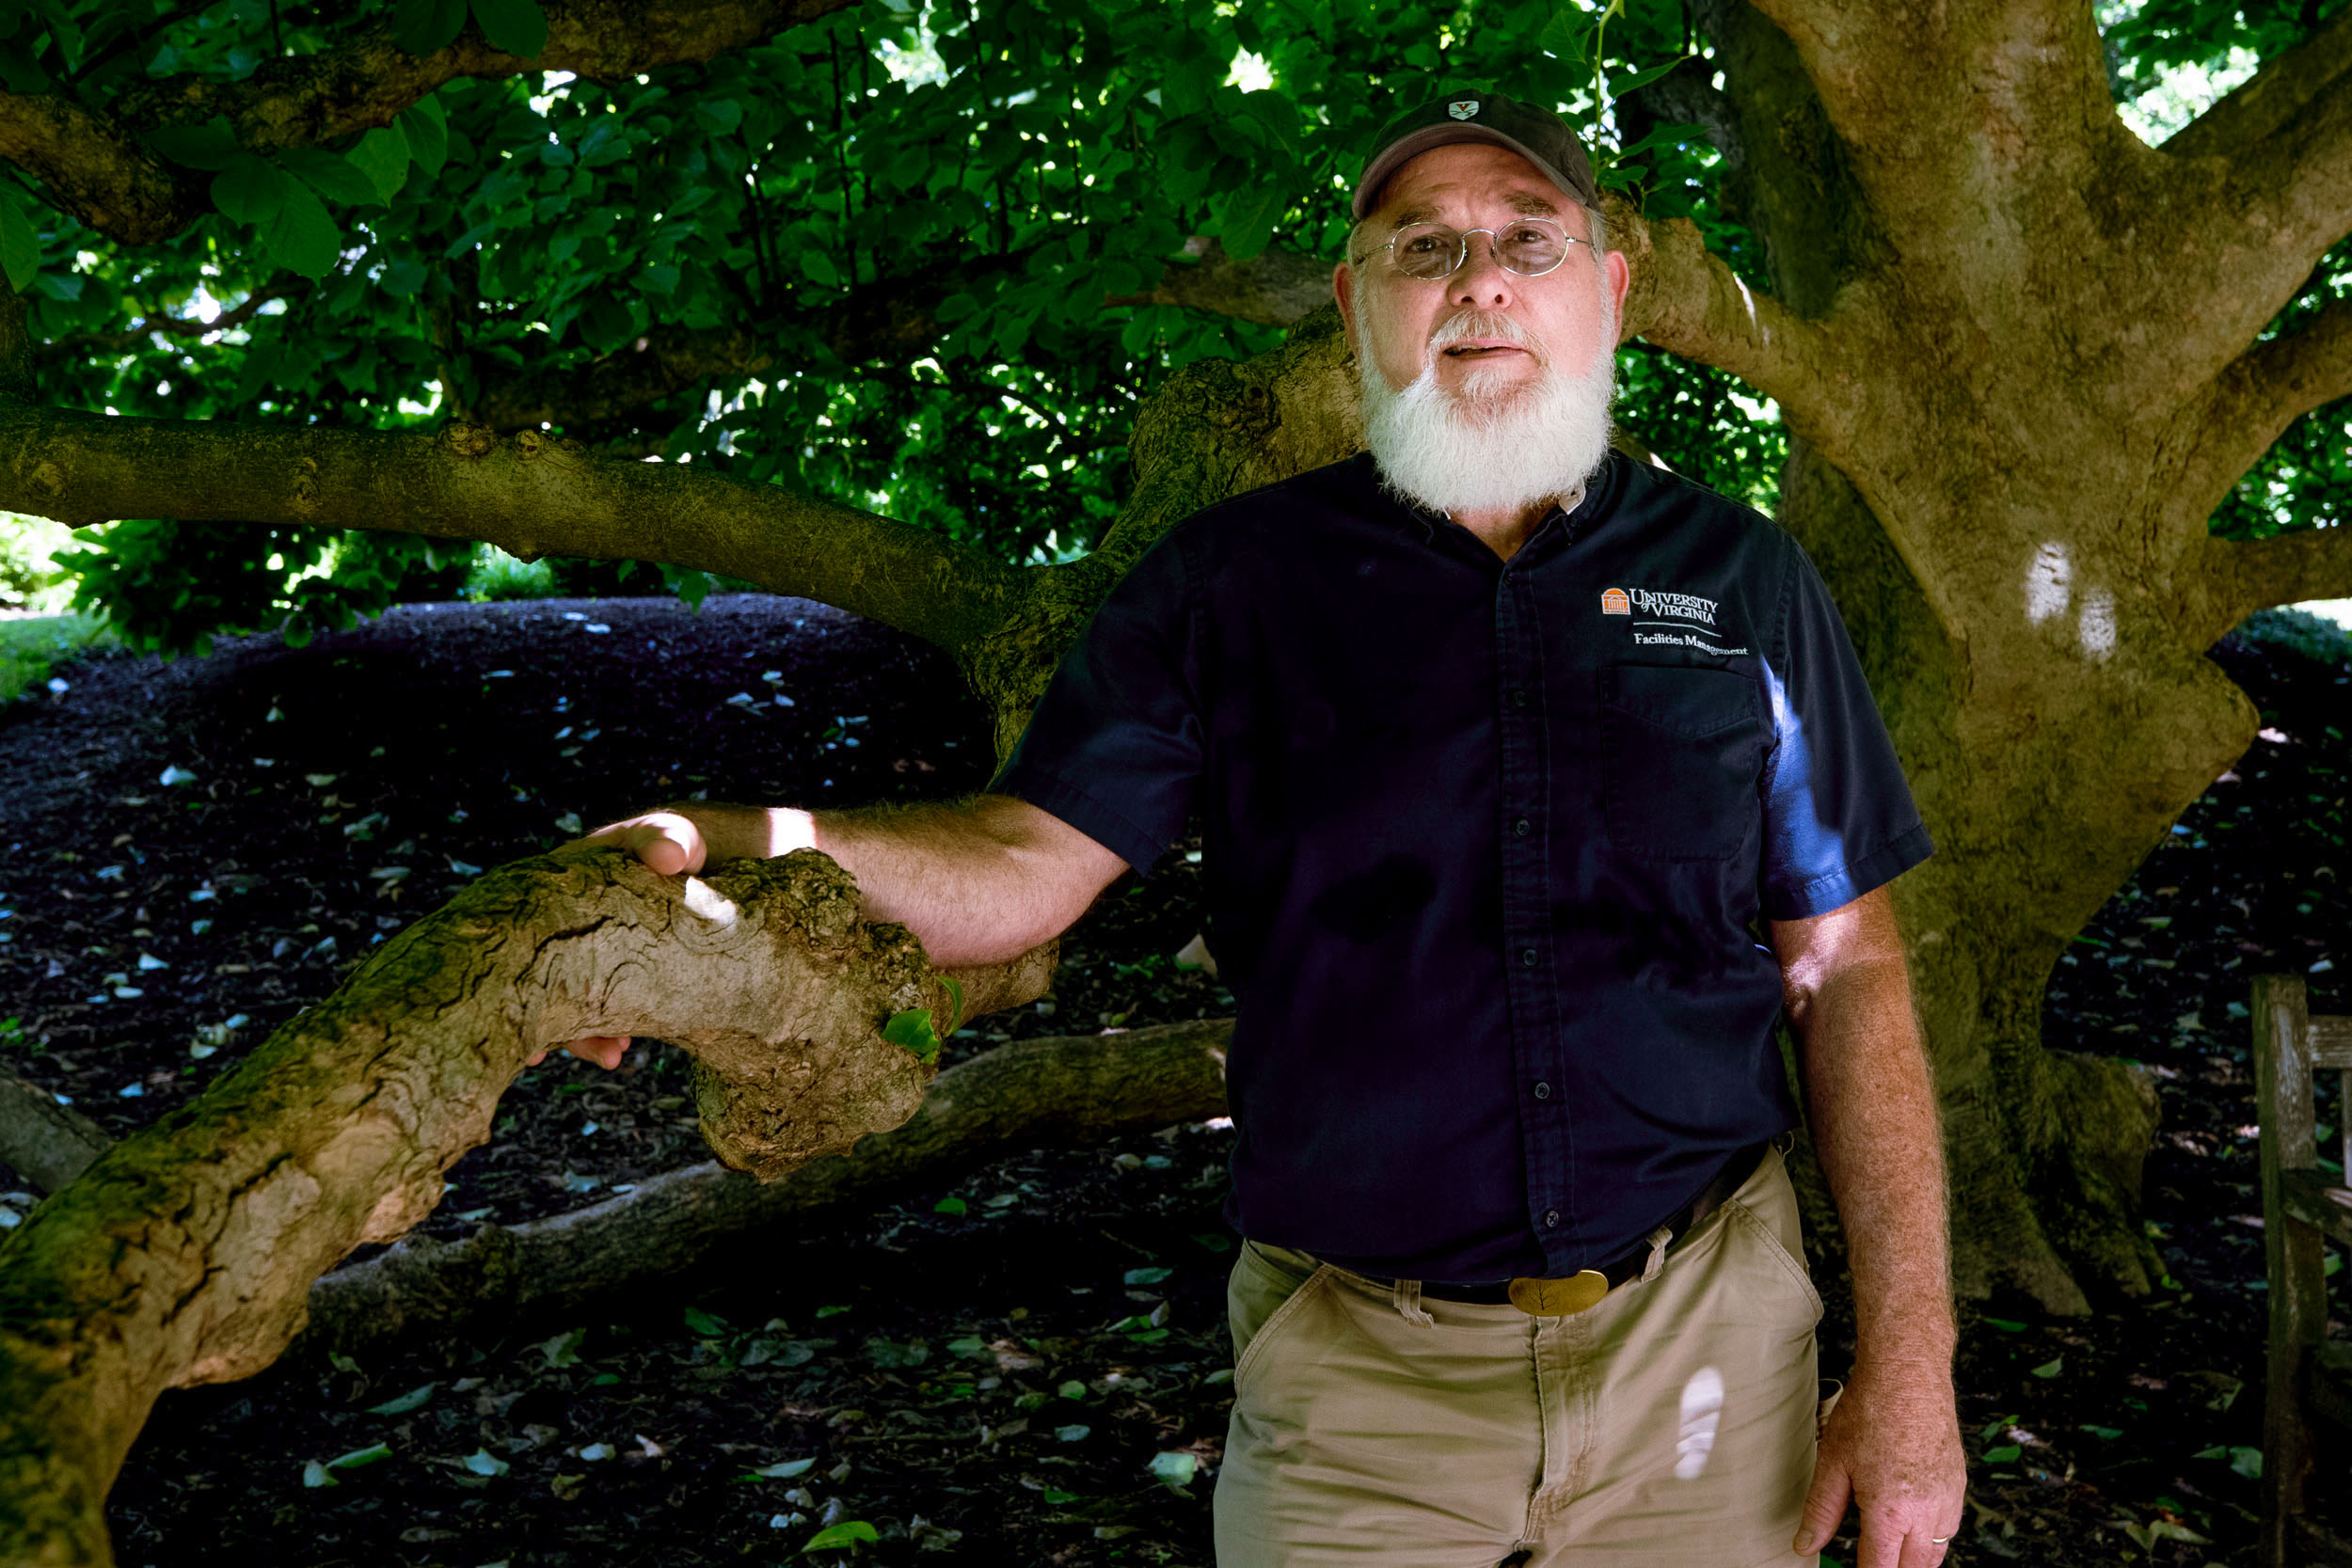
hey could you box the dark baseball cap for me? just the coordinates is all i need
[1351,91,1600,219]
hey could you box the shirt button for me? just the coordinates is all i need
[1515,817,1531,836]
[1544,1209,1561,1228]
[1534,1081,1550,1100]
[1521,947,1538,967]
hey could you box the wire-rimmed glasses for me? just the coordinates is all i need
[1360,217,1592,281]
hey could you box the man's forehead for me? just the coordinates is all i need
[1368,147,1574,227]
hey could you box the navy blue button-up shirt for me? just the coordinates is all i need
[993,451,1931,1282]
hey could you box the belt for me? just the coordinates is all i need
[1347,1141,1770,1317]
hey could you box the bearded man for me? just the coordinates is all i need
[564,90,1965,1568]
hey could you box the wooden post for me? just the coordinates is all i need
[2257,974,2326,1568]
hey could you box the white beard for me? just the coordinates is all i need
[1357,304,1618,516]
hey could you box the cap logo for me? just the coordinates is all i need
[1600,587,1630,615]
[1448,99,1481,119]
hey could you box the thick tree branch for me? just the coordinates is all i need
[0,1062,108,1196]
[1,0,859,245]
[2188,526,2352,641]
[2166,4,2352,165]
[1608,193,1842,447]
[1104,237,1330,327]
[2173,295,2352,574]
[0,401,1022,661]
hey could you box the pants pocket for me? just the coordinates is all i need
[1228,1243,1334,1398]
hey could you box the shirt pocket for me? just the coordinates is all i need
[1599,663,1766,861]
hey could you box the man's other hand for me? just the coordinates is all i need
[1795,1359,1965,1567]
[531,811,709,1070]
[527,1036,628,1070]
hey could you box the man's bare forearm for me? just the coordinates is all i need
[1779,894,1955,1368]
[649,794,1124,967]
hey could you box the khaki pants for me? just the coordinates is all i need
[1215,1145,1828,1567]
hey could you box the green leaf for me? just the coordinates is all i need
[258,183,342,278]
[211,154,291,228]
[1979,1317,2027,1332]
[683,1306,729,1337]
[2079,1424,2122,1440]
[470,0,548,57]
[2229,1446,2264,1480]
[746,1457,817,1479]
[1123,1266,1172,1286]
[326,1442,393,1471]
[391,0,467,55]
[882,1006,942,1064]
[536,1326,586,1368]
[365,1383,437,1416]
[801,1519,880,1552]
[1041,1486,1079,1505]
[283,148,386,208]
[1056,1379,1086,1400]
[2027,1356,2063,1379]
[1980,1444,2022,1464]
[1218,181,1287,263]
[460,1448,510,1477]
[349,125,412,203]
[398,95,450,177]
[0,196,37,294]
[801,247,842,287]
[301,1459,339,1489]
[1148,1450,1197,1488]
[933,292,979,325]
[147,116,244,172]
[694,98,743,135]
[932,1195,967,1214]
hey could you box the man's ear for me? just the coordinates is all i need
[1603,247,1629,335]
[1333,261,1358,342]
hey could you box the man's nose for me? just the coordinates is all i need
[1450,232,1518,309]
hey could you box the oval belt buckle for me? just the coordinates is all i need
[1507,1270,1612,1317]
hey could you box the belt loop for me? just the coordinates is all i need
[1638,1226,1672,1284]
[1391,1276,1437,1328]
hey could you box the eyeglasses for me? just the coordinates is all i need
[1360,217,1593,281]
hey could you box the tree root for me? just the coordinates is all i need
[0,846,1052,1567]
[299,1020,1233,1358]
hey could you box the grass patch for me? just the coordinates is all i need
[0,613,113,705]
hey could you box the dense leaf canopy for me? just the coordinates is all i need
[1,0,2343,651]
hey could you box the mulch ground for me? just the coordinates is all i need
[0,593,2342,1567]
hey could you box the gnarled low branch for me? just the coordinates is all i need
[0,1063,108,1196]
[300,1020,1232,1357]
[4,0,859,246]
[0,847,1053,1567]
[0,402,1021,662]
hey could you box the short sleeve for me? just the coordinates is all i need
[988,529,1204,877]
[1756,541,1933,919]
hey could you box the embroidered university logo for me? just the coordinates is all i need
[1448,100,1481,119]
[1599,587,1630,615]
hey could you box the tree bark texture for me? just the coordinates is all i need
[0,848,1051,1567]
[296,1020,1232,1359]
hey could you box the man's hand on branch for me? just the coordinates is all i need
[525,808,732,1069]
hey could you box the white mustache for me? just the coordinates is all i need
[1425,310,1547,365]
